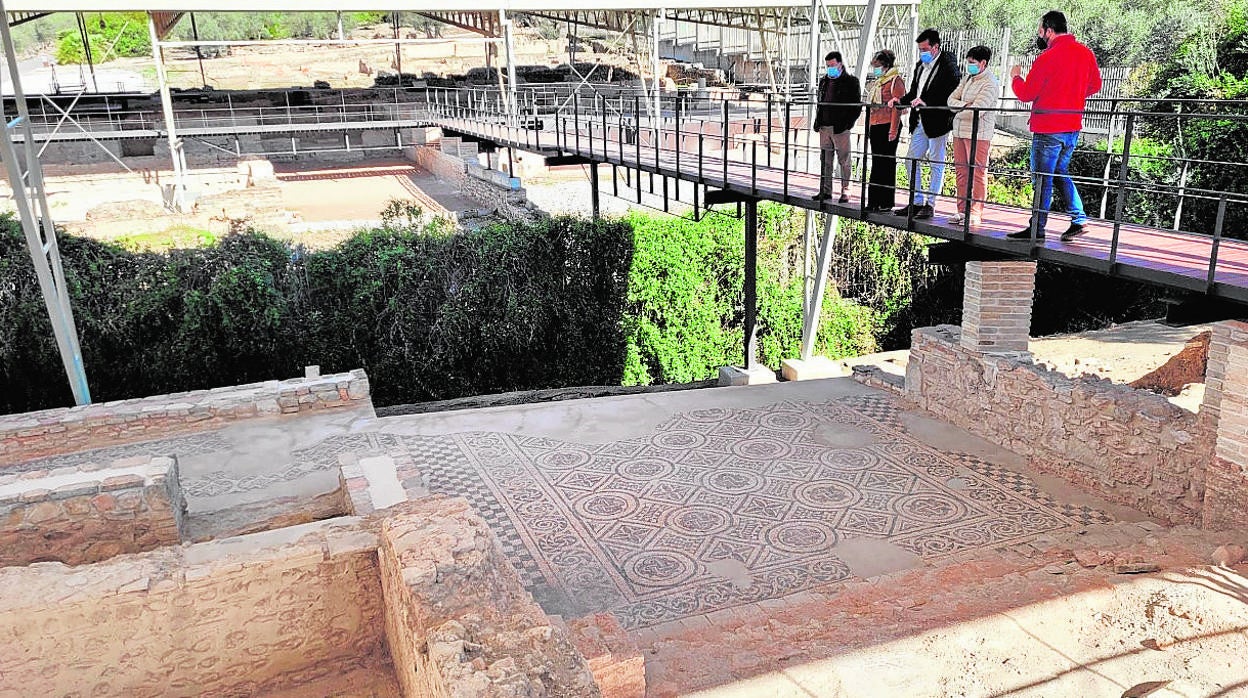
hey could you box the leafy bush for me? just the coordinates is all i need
[621,206,878,386]
[56,12,150,63]
[0,206,880,414]
[1142,0,1248,239]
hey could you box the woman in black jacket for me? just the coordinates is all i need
[812,51,862,204]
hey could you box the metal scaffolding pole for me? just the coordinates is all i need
[500,8,518,120]
[0,0,91,405]
[802,0,822,318]
[148,12,187,211]
[651,9,662,121]
[855,0,882,78]
[800,214,839,360]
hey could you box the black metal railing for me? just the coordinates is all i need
[423,85,1248,296]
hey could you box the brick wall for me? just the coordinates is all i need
[378,496,602,697]
[906,326,1213,524]
[1203,320,1248,530]
[0,455,185,567]
[961,260,1037,354]
[0,369,371,467]
[0,518,387,696]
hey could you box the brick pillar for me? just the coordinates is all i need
[960,261,1037,354]
[1202,319,1248,530]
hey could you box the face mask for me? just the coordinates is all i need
[872,66,883,77]
[1035,33,1048,50]
[826,66,841,78]
[919,50,935,64]
[966,63,981,76]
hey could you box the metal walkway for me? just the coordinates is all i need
[429,91,1248,305]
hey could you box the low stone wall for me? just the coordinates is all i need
[0,455,185,567]
[0,369,371,466]
[378,496,602,697]
[0,518,387,696]
[905,325,1213,524]
[850,364,906,395]
[407,138,538,222]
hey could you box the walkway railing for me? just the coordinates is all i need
[8,84,1247,299]
[426,85,1248,299]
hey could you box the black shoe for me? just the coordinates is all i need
[892,204,914,216]
[1060,224,1087,242]
[812,192,830,201]
[866,205,891,213]
[838,193,850,204]
[914,204,934,220]
[1007,227,1045,240]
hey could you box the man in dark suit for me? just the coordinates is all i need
[888,28,961,219]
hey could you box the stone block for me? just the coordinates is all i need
[0,456,185,566]
[567,613,646,698]
[718,365,779,387]
[781,356,847,381]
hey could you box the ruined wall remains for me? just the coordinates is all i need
[0,455,185,567]
[407,136,538,222]
[1203,320,1248,530]
[0,370,371,467]
[378,496,602,697]
[906,325,1213,524]
[0,518,387,696]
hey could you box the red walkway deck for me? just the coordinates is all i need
[438,115,1248,303]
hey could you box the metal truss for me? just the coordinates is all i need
[416,11,502,37]
[5,10,47,25]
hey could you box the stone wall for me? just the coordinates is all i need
[905,325,1213,524]
[378,496,602,697]
[0,518,388,696]
[0,369,371,466]
[0,455,185,567]
[1203,320,1248,530]
[407,137,538,222]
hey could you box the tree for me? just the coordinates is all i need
[1142,0,1248,239]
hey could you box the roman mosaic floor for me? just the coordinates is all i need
[14,381,1120,629]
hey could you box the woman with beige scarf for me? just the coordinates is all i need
[865,50,907,212]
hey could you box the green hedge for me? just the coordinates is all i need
[0,208,876,415]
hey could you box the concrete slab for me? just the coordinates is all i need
[781,357,848,381]
[829,537,924,579]
[717,365,779,387]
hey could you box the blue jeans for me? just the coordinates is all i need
[1030,131,1088,228]
[905,123,949,207]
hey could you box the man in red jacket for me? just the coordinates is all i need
[1006,11,1102,242]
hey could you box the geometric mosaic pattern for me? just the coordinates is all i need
[405,396,1113,629]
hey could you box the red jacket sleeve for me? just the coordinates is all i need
[1086,51,1103,97]
[1011,55,1048,103]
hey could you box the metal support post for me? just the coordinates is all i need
[651,9,662,122]
[855,0,882,77]
[0,1,91,405]
[800,214,839,360]
[148,12,186,211]
[744,198,760,370]
[590,162,601,219]
[501,9,518,121]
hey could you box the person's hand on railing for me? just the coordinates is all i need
[1010,65,1023,79]
[911,98,926,108]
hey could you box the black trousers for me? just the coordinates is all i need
[867,123,900,209]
